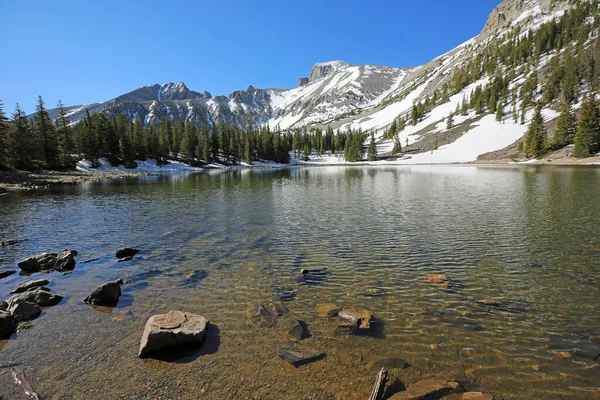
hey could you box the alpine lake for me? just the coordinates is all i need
[1,165,599,399]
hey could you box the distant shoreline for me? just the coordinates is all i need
[2,158,599,195]
[0,170,149,194]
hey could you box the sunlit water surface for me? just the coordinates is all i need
[1,165,599,399]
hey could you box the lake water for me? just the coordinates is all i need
[1,165,599,399]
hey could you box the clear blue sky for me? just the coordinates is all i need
[0,0,500,114]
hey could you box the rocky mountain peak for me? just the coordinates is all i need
[481,0,556,36]
[309,61,351,82]
[297,77,309,87]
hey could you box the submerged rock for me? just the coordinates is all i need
[278,347,325,367]
[337,308,373,331]
[181,269,208,286]
[296,268,330,285]
[138,311,209,357]
[247,304,277,328]
[0,311,18,339]
[115,248,139,259]
[371,357,407,370]
[0,270,16,279]
[287,319,309,340]
[80,258,100,264]
[83,281,122,306]
[8,301,41,322]
[1,239,27,246]
[389,377,460,400]
[423,273,464,291]
[8,288,63,307]
[460,393,493,400]
[10,279,50,294]
[316,303,340,318]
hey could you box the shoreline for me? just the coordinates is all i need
[0,170,151,194]
[2,156,599,194]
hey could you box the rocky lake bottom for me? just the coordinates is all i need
[0,165,599,399]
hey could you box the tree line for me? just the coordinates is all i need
[0,96,385,171]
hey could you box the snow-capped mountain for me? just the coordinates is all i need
[47,0,587,162]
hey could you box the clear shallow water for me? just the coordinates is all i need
[0,165,599,399]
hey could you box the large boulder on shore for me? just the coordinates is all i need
[8,288,63,308]
[54,250,77,271]
[8,301,41,322]
[0,310,18,339]
[18,253,57,273]
[83,281,122,306]
[138,311,209,358]
[17,250,77,273]
[11,279,50,294]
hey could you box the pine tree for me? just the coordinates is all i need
[11,104,35,170]
[0,101,10,170]
[367,134,376,161]
[392,134,402,155]
[55,100,74,168]
[524,105,548,158]
[132,116,146,160]
[33,96,59,168]
[446,113,454,130]
[180,121,198,164]
[573,94,600,157]
[461,97,469,116]
[496,101,504,122]
[552,99,577,149]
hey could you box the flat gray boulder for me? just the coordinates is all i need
[83,281,122,306]
[8,288,63,308]
[139,311,209,358]
[11,279,50,294]
[8,301,41,322]
[278,347,325,367]
[0,310,17,339]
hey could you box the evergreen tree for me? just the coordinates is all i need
[524,105,548,158]
[552,99,577,149]
[200,124,210,163]
[180,121,198,164]
[461,97,469,116]
[0,102,10,170]
[495,101,504,122]
[446,113,454,130]
[392,134,402,155]
[132,116,146,160]
[11,104,35,170]
[77,109,99,166]
[55,100,74,167]
[573,94,600,157]
[33,96,59,168]
[367,134,376,161]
